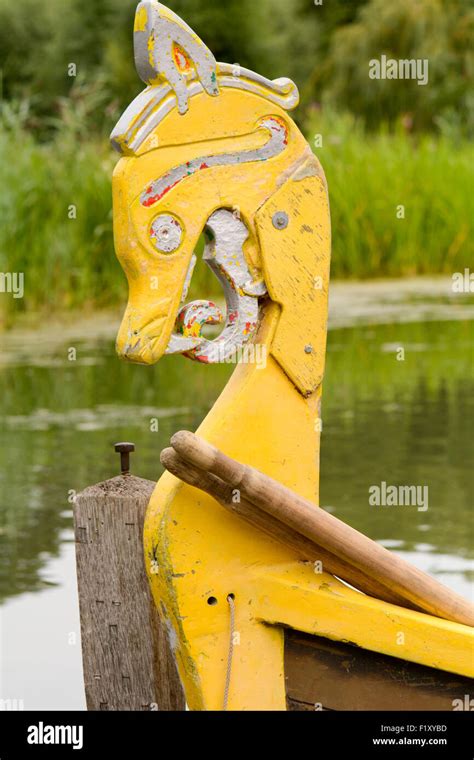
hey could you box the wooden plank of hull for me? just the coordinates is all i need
[285,630,473,711]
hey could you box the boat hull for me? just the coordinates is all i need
[285,630,473,711]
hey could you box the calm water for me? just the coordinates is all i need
[0,293,473,709]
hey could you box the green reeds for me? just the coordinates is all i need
[1,106,472,326]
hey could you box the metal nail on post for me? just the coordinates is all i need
[114,442,135,475]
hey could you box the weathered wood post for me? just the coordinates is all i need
[73,443,185,710]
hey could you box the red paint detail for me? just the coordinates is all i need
[143,178,181,207]
[142,116,288,208]
[172,44,192,72]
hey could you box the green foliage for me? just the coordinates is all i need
[0,0,471,326]
[0,0,139,126]
[0,0,290,132]
[0,98,120,325]
[0,0,55,98]
[1,0,472,134]
[1,102,471,325]
[323,0,474,134]
[307,108,473,277]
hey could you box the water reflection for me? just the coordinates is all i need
[321,320,473,568]
[0,319,472,605]
[0,354,232,600]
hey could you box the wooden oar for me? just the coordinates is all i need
[160,448,419,610]
[168,431,474,627]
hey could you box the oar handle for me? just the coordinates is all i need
[169,431,474,627]
[161,448,419,611]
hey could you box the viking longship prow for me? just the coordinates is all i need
[109,1,474,710]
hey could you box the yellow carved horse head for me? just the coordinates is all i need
[111,1,333,710]
[111,0,330,396]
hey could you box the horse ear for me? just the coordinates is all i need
[134,1,159,85]
[133,1,218,114]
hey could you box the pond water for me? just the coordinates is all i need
[0,280,472,709]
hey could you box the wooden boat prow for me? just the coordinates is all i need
[109,2,474,710]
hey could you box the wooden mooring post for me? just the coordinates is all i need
[73,444,185,710]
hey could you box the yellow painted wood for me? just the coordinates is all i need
[112,89,311,367]
[111,3,474,711]
[257,564,474,679]
[145,304,323,710]
[255,156,331,395]
[145,299,474,708]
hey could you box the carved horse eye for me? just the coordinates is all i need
[149,214,183,253]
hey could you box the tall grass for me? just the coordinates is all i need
[0,105,472,326]
[0,102,121,326]
[307,109,473,278]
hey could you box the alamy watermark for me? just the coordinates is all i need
[369,481,429,512]
[0,271,24,299]
[452,695,473,711]
[27,722,83,750]
[452,268,474,293]
[207,343,267,368]
[369,55,429,86]
[0,698,24,710]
